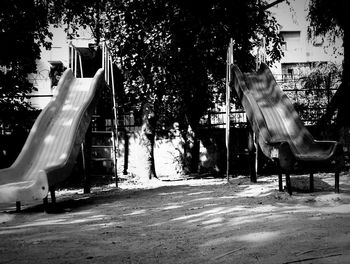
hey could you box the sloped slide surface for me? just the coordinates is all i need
[0,68,104,203]
[231,63,343,172]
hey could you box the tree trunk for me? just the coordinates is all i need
[140,106,157,180]
[333,24,349,124]
[334,25,350,169]
[185,125,200,174]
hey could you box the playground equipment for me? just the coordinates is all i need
[70,43,119,189]
[0,43,118,209]
[226,40,344,194]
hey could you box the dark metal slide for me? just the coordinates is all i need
[231,63,343,194]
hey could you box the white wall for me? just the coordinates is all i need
[29,25,94,109]
[269,0,343,76]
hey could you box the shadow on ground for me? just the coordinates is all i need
[1,173,350,264]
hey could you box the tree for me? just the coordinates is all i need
[100,0,284,173]
[48,0,105,46]
[308,0,349,128]
[0,0,51,126]
[47,0,284,175]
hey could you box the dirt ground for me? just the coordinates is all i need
[1,172,350,264]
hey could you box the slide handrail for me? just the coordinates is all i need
[69,42,118,186]
[69,43,84,78]
[102,42,118,184]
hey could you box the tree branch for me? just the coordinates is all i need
[262,0,287,10]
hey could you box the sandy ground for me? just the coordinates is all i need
[1,173,350,264]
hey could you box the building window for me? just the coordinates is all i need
[281,31,301,51]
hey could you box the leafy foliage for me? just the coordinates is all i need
[300,62,342,92]
[93,0,284,130]
[0,0,52,124]
[308,0,350,127]
[48,0,105,43]
[308,0,346,37]
[47,0,285,130]
[280,62,342,124]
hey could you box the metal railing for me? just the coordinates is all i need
[102,42,118,186]
[69,44,84,78]
[69,42,119,186]
[201,77,339,128]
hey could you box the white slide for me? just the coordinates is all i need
[0,68,105,203]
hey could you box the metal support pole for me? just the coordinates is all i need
[50,188,56,204]
[248,127,257,183]
[69,45,72,69]
[74,51,77,77]
[81,142,90,194]
[123,132,129,175]
[309,173,314,192]
[225,52,230,181]
[286,173,292,195]
[225,39,234,182]
[16,201,21,212]
[79,54,84,78]
[102,43,105,73]
[335,171,340,193]
[110,57,119,187]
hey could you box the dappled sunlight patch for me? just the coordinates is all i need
[202,217,224,225]
[314,193,350,204]
[79,221,124,231]
[123,209,147,216]
[158,191,185,196]
[59,153,67,160]
[316,204,350,214]
[61,214,107,225]
[88,214,107,219]
[200,203,219,208]
[0,213,14,224]
[61,118,74,126]
[171,207,226,221]
[234,184,276,197]
[147,221,169,227]
[32,215,71,223]
[181,204,301,229]
[249,204,276,213]
[202,223,224,230]
[188,197,215,202]
[269,202,350,219]
[0,228,34,235]
[271,204,314,214]
[1,218,67,229]
[226,212,287,227]
[25,234,68,244]
[171,206,247,223]
[162,201,185,207]
[69,210,95,216]
[236,231,281,243]
[44,134,55,144]
[1,175,350,263]
[187,191,215,196]
[201,235,238,248]
[161,205,183,210]
[0,211,109,231]
[55,189,84,197]
[217,195,237,200]
[61,104,72,111]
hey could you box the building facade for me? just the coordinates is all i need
[270,0,343,79]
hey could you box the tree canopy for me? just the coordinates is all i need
[0,0,51,124]
[48,0,284,130]
[308,0,349,127]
